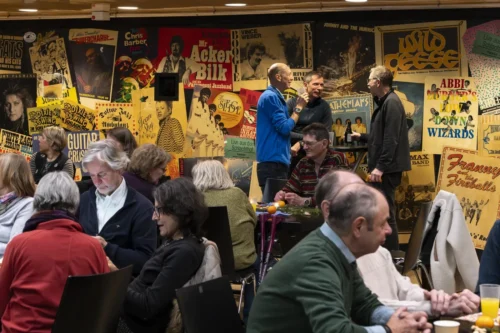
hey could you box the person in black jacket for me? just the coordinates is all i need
[78,139,157,276]
[352,65,411,251]
[117,177,206,333]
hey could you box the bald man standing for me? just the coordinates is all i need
[256,63,308,194]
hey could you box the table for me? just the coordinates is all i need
[332,144,368,172]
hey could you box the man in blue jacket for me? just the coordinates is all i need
[78,139,157,276]
[256,63,308,194]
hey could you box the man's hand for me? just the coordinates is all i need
[94,235,108,248]
[445,290,480,316]
[423,289,451,316]
[351,131,361,141]
[182,70,191,85]
[107,257,118,272]
[284,192,307,206]
[296,92,309,109]
[386,307,432,333]
[459,289,480,308]
[370,168,383,183]
[274,190,286,202]
[291,142,301,156]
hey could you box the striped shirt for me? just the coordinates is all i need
[282,148,349,206]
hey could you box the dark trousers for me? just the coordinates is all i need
[370,172,402,251]
[257,162,289,194]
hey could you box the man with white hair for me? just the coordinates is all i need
[78,139,157,276]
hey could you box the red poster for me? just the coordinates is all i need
[239,88,260,140]
[156,28,232,90]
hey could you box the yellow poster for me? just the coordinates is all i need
[422,77,478,154]
[132,88,158,146]
[0,129,33,161]
[26,101,63,134]
[95,102,139,139]
[436,146,500,249]
[396,152,436,232]
[60,100,96,132]
[478,115,500,157]
[375,21,468,83]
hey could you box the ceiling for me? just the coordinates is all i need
[1,0,499,20]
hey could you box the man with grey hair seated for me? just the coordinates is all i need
[248,171,432,333]
[0,172,109,333]
[78,139,157,276]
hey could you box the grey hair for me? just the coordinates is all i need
[82,139,130,171]
[34,171,80,214]
[192,160,234,192]
[303,71,323,84]
[327,183,379,235]
[315,170,363,205]
[370,65,393,87]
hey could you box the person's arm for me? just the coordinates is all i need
[281,162,302,195]
[9,201,34,242]
[29,153,37,179]
[104,207,157,276]
[62,158,75,179]
[185,57,203,75]
[0,241,17,316]
[322,103,333,130]
[172,119,185,152]
[123,245,201,320]
[477,220,500,290]
[267,96,296,136]
[376,99,405,172]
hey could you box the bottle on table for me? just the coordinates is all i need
[344,120,353,145]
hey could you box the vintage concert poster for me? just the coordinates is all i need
[316,22,376,97]
[375,21,468,83]
[436,146,500,249]
[422,77,478,154]
[60,100,97,132]
[231,23,313,91]
[156,28,232,91]
[26,101,63,135]
[478,114,500,157]
[0,74,37,136]
[0,33,24,74]
[0,129,33,161]
[95,102,139,139]
[238,88,261,140]
[394,81,425,152]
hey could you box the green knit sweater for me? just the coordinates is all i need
[202,187,257,270]
[247,229,382,333]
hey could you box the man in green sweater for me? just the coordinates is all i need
[247,170,432,333]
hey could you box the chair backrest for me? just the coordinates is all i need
[402,201,433,275]
[52,265,133,333]
[176,276,245,333]
[276,223,313,256]
[262,178,288,203]
[202,206,236,279]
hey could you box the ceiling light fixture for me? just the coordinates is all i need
[18,8,38,12]
[118,6,138,10]
[225,3,247,6]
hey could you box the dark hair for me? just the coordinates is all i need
[302,122,329,141]
[170,35,184,52]
[247,42,266,58]
[106,127,138,158]
[355,116,362,123]
[153,177,208,239]
[335,118,342,124]
[218,122,225,127]
[209,104,216,111]
[214,114,221,121]
[200,87,211,98]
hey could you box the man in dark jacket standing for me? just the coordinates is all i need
[352,65,411,251]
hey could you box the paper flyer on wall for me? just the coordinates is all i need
[95,102,139,139]
[422,77,478,154]
[316,22,376,98]
[231,23,313,91]
[26,100,63,135]
[375,21,468,83]
[0,74,37,136]
[60,100,96,132]
[112,28,158,102]
[463,20,500,114]
[238,88,260,140]
[396,152,436,232]
[184,85,239,158]
[478,114,500,157]
[393,81,425,152]
[132,88,158,146]
[266,69,312,101]
[0,129,33,161]
[69,29,118,108]
[436,146,500,250]
[156,28,232,91]
[29,31,73,96]
[0,34,24,74]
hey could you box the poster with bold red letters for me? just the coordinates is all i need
[156,28,232,90]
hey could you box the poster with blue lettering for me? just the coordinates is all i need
[394,81,424,151]
[112,28,158,102]
[375,21,468,83]
[422,77,478,154]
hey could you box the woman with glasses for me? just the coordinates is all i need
[123,144,171,203]
[117,178,206,333]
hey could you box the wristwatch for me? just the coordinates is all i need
[382,324,392,333]
[294,107,302,114]
[303,198,311,206]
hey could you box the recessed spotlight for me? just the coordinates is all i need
[18,8,38,12]
[118,6,138,10]
[345,0,368,2]
[225,3,247,6]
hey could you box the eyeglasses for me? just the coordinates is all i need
[154,206,163,216]
[367,77,379,83]
[301,140,319,148]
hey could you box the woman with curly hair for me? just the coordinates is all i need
[117,177,206,333]
[123,144,171,203]
[0,84,35,135]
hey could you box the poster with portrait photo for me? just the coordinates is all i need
[156,28,232,90]
[0,74,37,136]
[29,32,73,97]
[69,29,118,109]
[231,23,313,91]
[393,81,424,152]
[316,22,376,98]
[112,28,158,103]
